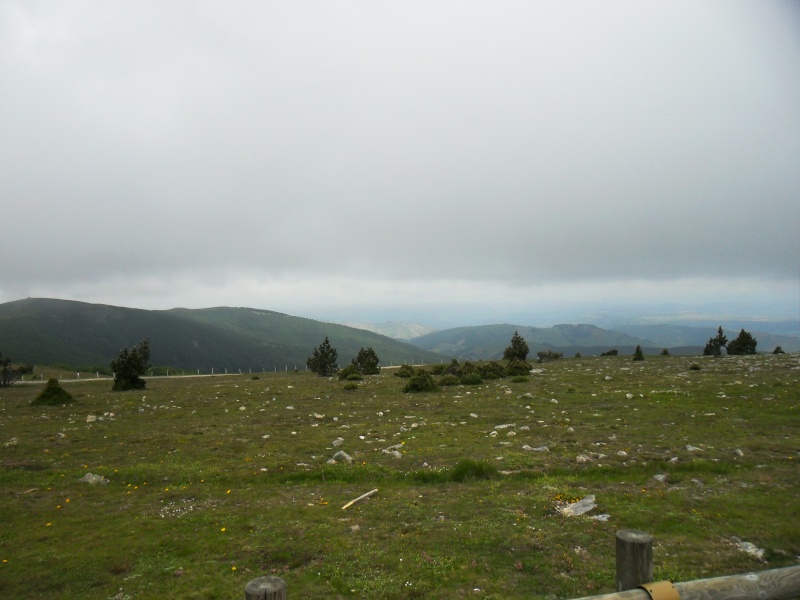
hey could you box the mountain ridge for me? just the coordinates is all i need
[0,298,443,371]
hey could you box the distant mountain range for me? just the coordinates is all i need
[408,322,798,359]
[0,298,443,371]
[1,299,795,370]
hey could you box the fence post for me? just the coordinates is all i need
[244,575,286,600]
[616,529,653,591]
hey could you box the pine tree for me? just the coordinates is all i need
[703,326,728,356]
[727,329,757,355]
[307,337,339,376]
[110,338,151,391]
[633,345,645,361]
[351,347,380,375]
[503,331,529,361]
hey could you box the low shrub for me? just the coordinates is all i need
[395,364,415,378]
[460,372,483,385]
[537,350,563,362]
[478,361,505,379]
[601,349,619,356]
[505,358,531,376]
[689,363,702,371]
[402,369,437,393]
[511,376,529,383]
[347,373,363,381]
[430,364,447,375]
[343,382,358,391]
[31,379,74,406]
[450,459,499,482]
[438,374,460,387]
[338,364,359,380]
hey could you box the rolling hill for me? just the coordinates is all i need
[0,298,444,371]
[409,323,658,360]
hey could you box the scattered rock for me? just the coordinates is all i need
[735,539,765,560]
[522,445,549,452]
[576,455,593,463]
[653,473,669,483]
[686,445,701,452]
[734,448,744,457]
[331,451,353,464]
[80,473,109,485]
[494,424,515,429]
[590,514,610,522]
[332,437,344,447]
[86,415,98,423]
[617,450,628,457]
[559,495,596,517]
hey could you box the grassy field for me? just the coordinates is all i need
[1,354,798,599]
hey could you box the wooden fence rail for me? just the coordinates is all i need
[571,565,800,600]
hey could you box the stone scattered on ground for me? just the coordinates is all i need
[328,451,353,464]
[522,445,549,452]
[80,472,110,485]
[653,473,669,483]
[734,539,765,560]
[559,495,596,517]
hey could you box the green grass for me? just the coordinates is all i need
[0,354,798,599]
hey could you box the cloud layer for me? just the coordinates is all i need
[2,1,798,325]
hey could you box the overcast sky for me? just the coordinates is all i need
[2,1,798,328]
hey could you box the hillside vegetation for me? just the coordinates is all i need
[0,299,443,372]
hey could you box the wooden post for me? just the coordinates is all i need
[616,529,653,591]
[244,575,287,600]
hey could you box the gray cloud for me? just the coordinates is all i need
[1,1,798,324]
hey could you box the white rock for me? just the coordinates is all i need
[559,495,596,516]
[576,455,592,463]
[686,445,701,452]
[332,437,345,447]
[522,445,549,452]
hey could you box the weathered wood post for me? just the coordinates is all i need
[616,529,653,591]
[244,575,286,600]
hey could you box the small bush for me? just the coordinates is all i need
[430,364,447,375]
[661,349,670,356]
[395,364,415,378]
[505,358,531,376]
[450,459,499,482]
[31,379,74,406]
[773,346,785,355]
[343,382,358,391]
[537,350,563,363]
[601,349,618,356]
[689,363,702,371]
[460,372,483,385]
[438,374,460,387]
[402,369,437,393]
[478,361,505,379]
[574,352,581,358]
[633,345,645,361]
[347,373,363,381]
[511,376,529,383]
[338,364,360,380]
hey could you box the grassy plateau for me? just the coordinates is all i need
[0,354,798,599]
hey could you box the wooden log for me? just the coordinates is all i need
[244,575,287,600]
[570,565,800,600]
[616,529,653,591]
